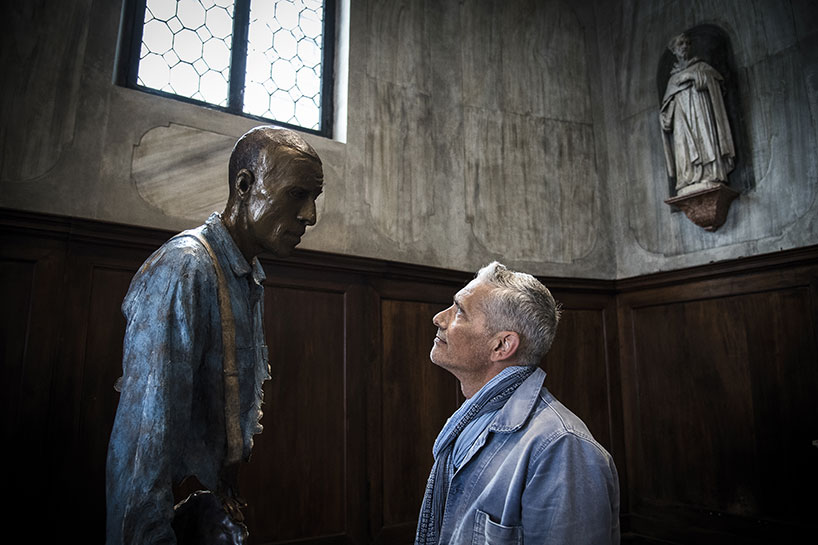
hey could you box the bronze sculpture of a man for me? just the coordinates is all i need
[106,126,324,544]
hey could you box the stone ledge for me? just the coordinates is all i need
[665,184,739,231]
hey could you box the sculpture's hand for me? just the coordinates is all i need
[217,462,246,522]
[675,72,693,85]
[694,70,709,90]
[660,101,674,131]
[221,494,248,523]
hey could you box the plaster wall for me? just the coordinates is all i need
[2,0,815,280]
[596,0,818,278]
[0,0,616,279]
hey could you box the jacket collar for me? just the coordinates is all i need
[203,213,266,285]
[488,367,546,433]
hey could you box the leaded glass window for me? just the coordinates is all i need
[119,0,335,136]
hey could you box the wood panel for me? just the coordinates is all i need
[48,242,153,541]
[619,260,818,543]
[23,209,818,543]
[246,283,348,543]
[376,298,461,542]
[542,289,626,520]
[544,306,614,452]
[73,265,144,538]
[1,258,38,445]
[0,233,67,538]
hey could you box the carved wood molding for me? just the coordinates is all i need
[3,207,816,294]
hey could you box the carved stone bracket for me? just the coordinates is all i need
[665,184,739,231]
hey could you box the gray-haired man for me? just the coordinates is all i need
[416,262,620,544]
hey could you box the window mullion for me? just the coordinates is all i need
[228,0,252,114]
[320,0,336,135]
[119,0,148,87]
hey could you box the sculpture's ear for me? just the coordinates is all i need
[234,168,254,200]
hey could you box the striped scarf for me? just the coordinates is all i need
[415,365,535,545]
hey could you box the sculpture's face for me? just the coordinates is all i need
[672,35,690,60]
[244,149,324,258]
[431,279,496,376]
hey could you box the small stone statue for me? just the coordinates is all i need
[660,32,735,196]
[106,126,324,544]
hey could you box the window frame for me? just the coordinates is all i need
[116,0,336,138]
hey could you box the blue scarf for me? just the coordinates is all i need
[415,365,536,545]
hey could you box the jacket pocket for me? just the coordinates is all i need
[473,509,523,545]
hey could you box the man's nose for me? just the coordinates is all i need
[298,199,317,226]
[433,307,451,329]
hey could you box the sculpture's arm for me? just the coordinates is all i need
[106,244,209,545]
[659,99,676,178]
[660,98,675,131]
[694,69,709,90]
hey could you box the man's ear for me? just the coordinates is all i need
[234,168,254,199]
[490,331,520,363]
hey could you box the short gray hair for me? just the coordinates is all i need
[475,261,561,366]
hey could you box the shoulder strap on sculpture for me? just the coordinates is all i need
[182,231,243,468]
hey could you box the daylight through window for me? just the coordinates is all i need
[122,0,334,136]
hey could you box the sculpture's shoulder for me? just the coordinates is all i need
[124,229,217,311]
[139,231,214,279]
[683,58,723,81]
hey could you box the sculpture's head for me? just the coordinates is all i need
[668,33,691,61]
[224,126,324,260]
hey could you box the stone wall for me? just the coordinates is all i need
[597,0,818,278]
[2,0,816,279]
[0,0,616,279]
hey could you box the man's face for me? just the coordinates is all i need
[244,149,324,258]
[430,279,496,376]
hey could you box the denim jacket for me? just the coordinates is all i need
[437,368,620,544]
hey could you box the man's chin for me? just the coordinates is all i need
[429,349,446,368]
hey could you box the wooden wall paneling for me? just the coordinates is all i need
[542,288,627,514]
[364,281,386,545]
[343,282,377,545]
[12,209,816,543]
[542,292,616,452]
[0,229,68,535]
[244,273,352,544]
[600,290,627,519]
[50,239,153,540]
[373,281,462,544]
[631,297,758,507]
[614,292,640,538]
[618,260,818,543]
[3,210,611,542]
[742,284,818,523]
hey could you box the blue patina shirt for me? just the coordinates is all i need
[433,368,620,544]
[106,213,270,545]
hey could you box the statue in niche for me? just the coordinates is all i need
[106,126,324,544]
[660,32,736,196]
